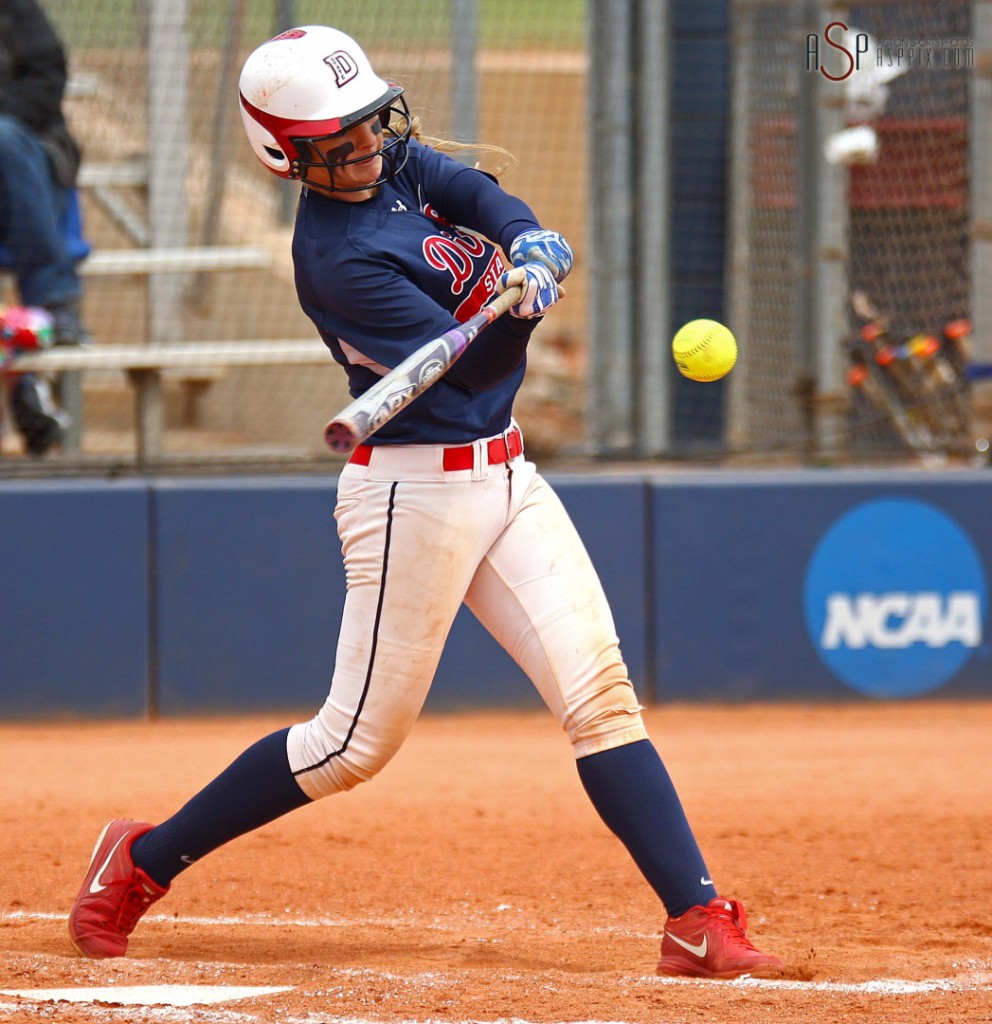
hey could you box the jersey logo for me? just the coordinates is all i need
[423,231,487,297]
[324,50,358,87]
[454,251,506,322]
[420,204,501,320]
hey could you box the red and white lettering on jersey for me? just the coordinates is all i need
[454,251,507,323]
[419,202,502,319]
[422,229,489,297]
[422,201,453,227]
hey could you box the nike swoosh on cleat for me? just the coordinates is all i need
[666,932,708,958]
[700,876,713,885]
[89,834,129,895]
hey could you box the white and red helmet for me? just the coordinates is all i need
[238,25,411,190]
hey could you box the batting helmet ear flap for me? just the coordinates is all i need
[239,95,297,178]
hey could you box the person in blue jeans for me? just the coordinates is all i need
[0,0,87,454]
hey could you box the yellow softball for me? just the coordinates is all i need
[672,319,738,382]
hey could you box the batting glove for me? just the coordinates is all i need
[508,229,573,283]
[499,263,562,319]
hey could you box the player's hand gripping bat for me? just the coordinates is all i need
[323,283,523,453]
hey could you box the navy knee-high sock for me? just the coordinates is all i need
[131,728,311,887]
[576,739,718,918]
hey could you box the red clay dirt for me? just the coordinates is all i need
[1,701,990,1023]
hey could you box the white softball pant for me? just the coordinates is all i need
[287,426,647,800]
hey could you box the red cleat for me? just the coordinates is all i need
[657,897,784,979]
[68,819,168,958]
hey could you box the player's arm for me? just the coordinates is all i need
[301,254,539,393]
[424,152,574,283]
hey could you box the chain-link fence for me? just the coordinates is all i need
[2,0,991,473]
[1,0,586,471]
[728,0,983,465]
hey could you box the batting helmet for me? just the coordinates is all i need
[238,25,411,191]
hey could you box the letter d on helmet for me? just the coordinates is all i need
[238,25,410,188]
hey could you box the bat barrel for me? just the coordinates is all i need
[325,420,360,454]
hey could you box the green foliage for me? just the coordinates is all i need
[45,0,585,51]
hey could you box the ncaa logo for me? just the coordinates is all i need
[803,499,987,697]
[324,50,358,87]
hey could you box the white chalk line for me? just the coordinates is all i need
[0,1003,257,1024]
[0,909,658,939]
[653,973,992,994]
[5,910,992,1001]
[0,986,292,1007]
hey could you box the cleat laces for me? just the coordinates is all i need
[707,899,761,952]
[118,881,158,934]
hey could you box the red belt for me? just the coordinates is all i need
[348,426,523,471]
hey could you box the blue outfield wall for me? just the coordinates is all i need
[152,478,344,716]
[0,480,150,717]
[0,470,989,719]
[651,472,992,702]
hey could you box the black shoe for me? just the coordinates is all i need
[44,296,92,347]
[9,374,71,455]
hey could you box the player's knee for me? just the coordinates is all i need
[287,715,398,800]
[566,677,648,758]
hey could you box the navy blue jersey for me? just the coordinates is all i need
[293,137,544,445]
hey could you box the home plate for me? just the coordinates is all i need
[0,985,293,1006]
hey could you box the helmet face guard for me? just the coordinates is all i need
[238,26,412,193]
[290,92,412,193]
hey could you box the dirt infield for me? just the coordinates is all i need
[1,701,990,1024]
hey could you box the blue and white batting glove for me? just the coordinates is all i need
[499,263,562,320]
[508,229,573,283]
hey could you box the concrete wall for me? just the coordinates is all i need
[1,470,989,719]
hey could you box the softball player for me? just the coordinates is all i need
[68,26,782,980]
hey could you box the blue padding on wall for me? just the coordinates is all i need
[152,478,343,715]
[0,481,149,717]
[428,475,650,710]
[650,472,992,701]
[6,468,988,720]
